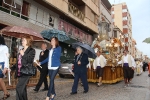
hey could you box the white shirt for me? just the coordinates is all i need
[93,55,106,69]
[118,54,136,67]
[48,49,58,70]
[123,55,128,63]
[0,45,9,68]
[95,56,101,66]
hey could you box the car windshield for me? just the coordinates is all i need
[63,60,74,64]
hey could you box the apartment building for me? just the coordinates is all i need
[113,26,125,54]
[132,38,136,58]
[0,0,100,60]
[111,3,132,54]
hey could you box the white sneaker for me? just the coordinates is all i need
[97,83,102,87]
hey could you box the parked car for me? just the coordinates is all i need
[58,59,74,78]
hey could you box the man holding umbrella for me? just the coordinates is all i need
[70,46,89,94]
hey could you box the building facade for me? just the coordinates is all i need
[136,49,143,59]
[111,3,132,54]
[0,0,100,61]
[131,38,136,58]
[113,26,125,54]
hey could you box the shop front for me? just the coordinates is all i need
[57,19,93,61]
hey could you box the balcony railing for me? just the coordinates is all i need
[0,6,52,29]
[0,6,29,20]
[68,2,85,21]
[100,3,111,22]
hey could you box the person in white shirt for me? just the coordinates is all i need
[136,60,143,75]
[0,36,10,99]
[93,51,106,87]
[118,50,136,87]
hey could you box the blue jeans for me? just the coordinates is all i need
[47,69,59,97]
[0,62,4,78]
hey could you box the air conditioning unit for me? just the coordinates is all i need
[49,15,54,26]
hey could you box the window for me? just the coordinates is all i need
[12,3,21,13]
[111,11,114,14]
[22,1,29,16]
[0,0,3,6]
[114,31,117,38]
[122,9,127,12]
[49,15,54,26]
[123,17,127,20]
[2,0,14,9]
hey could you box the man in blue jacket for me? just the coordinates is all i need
[71,46,89,94]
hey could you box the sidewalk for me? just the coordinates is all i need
[0,71,150,100]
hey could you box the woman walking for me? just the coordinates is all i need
[15,36,35,100]
[0,36,10,99]
[40,37,61,100]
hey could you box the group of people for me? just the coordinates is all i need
[0,35,62,100]
[1,34,150,100]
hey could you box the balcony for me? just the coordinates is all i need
[123,20,127,26]
[0,6,29,20]
[0,6,50,33]
[122,12,127,17]
[122,5,127,9]
[125,38,128,42]
[123,28,128,33]
[100,2,112,22]
[68,2,85,21]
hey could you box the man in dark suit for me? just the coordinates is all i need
[71,46,89,94]
[34,43,49,92]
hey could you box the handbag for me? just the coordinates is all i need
[20,64,37,76]
[20,48,37,76]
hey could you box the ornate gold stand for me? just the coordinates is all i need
[87,66,123,84]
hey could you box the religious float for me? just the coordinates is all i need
[87,22,125,84]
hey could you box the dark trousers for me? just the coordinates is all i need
[143,66,146,72]
[96,66,104,78]
[123,66,131,84]
[130,69,134,79]
[16,76,30,100]
[35,70,48,90]
[72,72,88,93]
[47,69,59,97]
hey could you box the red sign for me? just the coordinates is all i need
[58,19,92,44]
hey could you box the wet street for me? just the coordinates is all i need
[0,71,150,100]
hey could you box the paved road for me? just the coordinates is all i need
[0,71,150,100]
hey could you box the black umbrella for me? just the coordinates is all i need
[72,42,96,59]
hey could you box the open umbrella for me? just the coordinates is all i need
[1,26,44,85]
[72,42,96,59]
[41,29,70,42]
[1,26,43,40]
[143,37,150,43]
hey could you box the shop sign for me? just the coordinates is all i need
[58,19,92,45]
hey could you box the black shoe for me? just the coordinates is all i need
[41,88,48,91]
[33,89,38,92]
[70,92,77,95]
[83,91,88,93]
